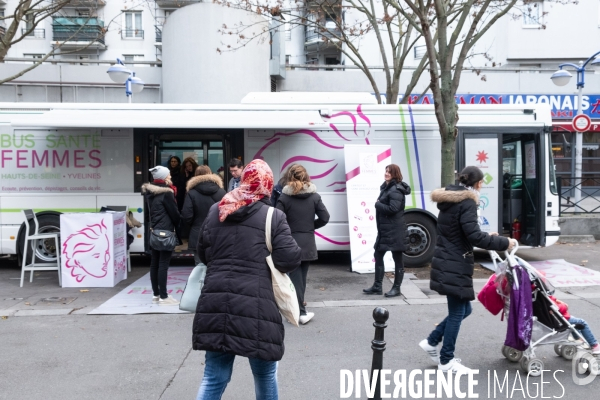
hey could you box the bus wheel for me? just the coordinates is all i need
[17,213,61,265]
[403,213,436,268]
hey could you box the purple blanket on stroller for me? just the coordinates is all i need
[505,265,533,351]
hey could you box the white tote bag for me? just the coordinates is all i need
[265,207,300,327]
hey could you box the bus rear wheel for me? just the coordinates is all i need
[17,213,61,266]
[403,213,436,268]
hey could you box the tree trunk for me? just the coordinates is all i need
[441,134,456,187]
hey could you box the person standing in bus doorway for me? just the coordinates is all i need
[181,157,200,191]
[182,165,225,264]
[194,159,301,400]
[142,165,182,306]
[227,158,244,192]
[276,164,330,325]
[168,156,184,210]
[418,166,517,373]
[363,164,410,297]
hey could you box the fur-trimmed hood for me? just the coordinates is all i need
[430,186,479,204]
[141,183,173,195]
[186,174,224,192]
[282,182,317,196]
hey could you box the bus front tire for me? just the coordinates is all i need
[403,213,437,268]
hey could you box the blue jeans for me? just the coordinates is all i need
[427,295,472,365]
[196,351,278,400]
[569,316,598,347]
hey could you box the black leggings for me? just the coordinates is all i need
[289,261,310,315]
[373,250,404,272]
[150,249,172,299]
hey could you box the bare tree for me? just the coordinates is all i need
[214,0,433,104]
[394,0,578,186]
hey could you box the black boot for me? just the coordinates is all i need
[363,264,384,295]
[385,268,404,297]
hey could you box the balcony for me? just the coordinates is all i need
[62,0,106,6]
[155,0,201,7]
[305,22,341,51]
[155,25,162,49]
[52,17,106,50]
[22,28,46,39]
[121,29,144,39]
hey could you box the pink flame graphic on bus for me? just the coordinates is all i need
[253,105,371,193]
[62,219,111,282]
[253,105,370,247]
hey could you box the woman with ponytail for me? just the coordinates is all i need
[276,164,330,325]
[418,166,516,374]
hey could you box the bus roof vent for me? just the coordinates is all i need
[0,108,51,112]
[241,92,378,105]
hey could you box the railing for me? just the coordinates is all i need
[121,29,144,39]
[52,17,105,44]
[557,175,600,214]
[305,27,341,43]
[155,26,162,43]
[22,28,46,38]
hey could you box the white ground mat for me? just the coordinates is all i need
[480,259,600,287]
[88,267,193,315]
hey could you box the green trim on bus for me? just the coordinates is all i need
[398,105,417,209]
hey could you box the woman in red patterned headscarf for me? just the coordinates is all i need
[193,158,301,400]
[218,159,275,222]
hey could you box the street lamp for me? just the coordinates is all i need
[550,51,600,209]
[107,58,144,103]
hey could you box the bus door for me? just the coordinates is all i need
[458,129,546,247]
[134,128,243,254]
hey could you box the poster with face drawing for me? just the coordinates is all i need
[60,212,127,287]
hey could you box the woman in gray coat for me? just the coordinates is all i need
[276,164,329,324]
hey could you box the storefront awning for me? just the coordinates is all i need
[10,109,328,130]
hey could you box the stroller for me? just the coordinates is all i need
[487,245,599,377]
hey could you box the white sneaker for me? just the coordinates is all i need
[299,312,314,325]
[158,295,180,306]
[152,296,160,304]
[419,339,440,364]
[438,358,473,374]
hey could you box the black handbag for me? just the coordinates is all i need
[147,195,177,252]
[149,229,177,251]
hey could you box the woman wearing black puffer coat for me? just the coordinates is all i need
[181,165,225,264]
[142,165,181,306]
[418,166,517,374]
[363,164,411,297]
[276,164,330,325]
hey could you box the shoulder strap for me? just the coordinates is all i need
[265,206,274,253]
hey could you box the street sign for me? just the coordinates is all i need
[572,114,592,132]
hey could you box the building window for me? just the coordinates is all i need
[123,54,144,66]
[522,1,542,28]
[414,45,426,59]
[285,22,291,41]
[123,11,143,39]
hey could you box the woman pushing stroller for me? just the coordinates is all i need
[419,166,517,373]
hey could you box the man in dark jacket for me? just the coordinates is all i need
[227,158,243,192]
[418,166,516,374]
[193,159,301,400]
[181,172,225,263]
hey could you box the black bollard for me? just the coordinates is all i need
[369,307,389,400]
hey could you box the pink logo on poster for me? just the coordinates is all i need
[361,201,366,207]
[369,215,374,220]
[62,219,111,282]
[358,234,362,238]
[362,240,367,245]
[353,226,358,231]
[365,209,370,214]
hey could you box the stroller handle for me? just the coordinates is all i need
[505,241,519,266]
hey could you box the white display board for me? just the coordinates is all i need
[464,137,499,234]
[60,212,127,287]
[344,144,392,273]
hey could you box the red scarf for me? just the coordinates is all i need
[218,159,273,222]
[153,179,178,199]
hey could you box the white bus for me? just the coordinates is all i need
[0,95,560,267]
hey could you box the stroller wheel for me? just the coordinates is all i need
[506,347,523,362]
[561,345,577,360]
[501,345,509,358]
[521,357,544,377]
[554,345,563,356]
